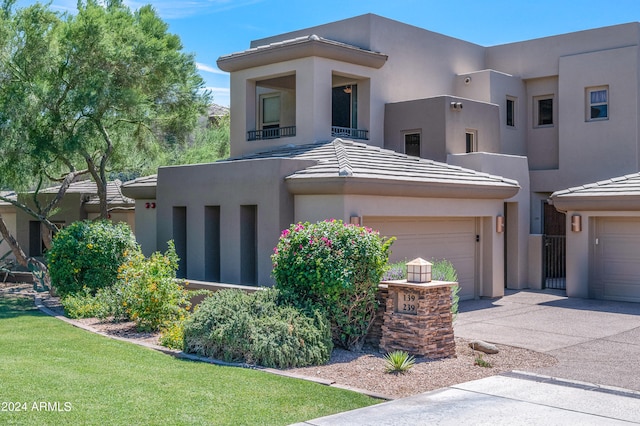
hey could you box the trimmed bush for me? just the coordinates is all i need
[272,220,394,351]
[47,220,139,297]
[99,241,192,331]
[183,289,332,368]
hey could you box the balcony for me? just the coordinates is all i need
[247,126,296,141]
[331,126,369,140]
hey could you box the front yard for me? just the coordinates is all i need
[0,294,377,425]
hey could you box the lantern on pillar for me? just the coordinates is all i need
[406,258,432,283]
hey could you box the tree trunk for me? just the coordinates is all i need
[0,213,51,291]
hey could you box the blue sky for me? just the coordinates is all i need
[14,0,640,106]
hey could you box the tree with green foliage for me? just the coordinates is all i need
[0,0,209,277]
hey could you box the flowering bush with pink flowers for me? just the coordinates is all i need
[272,219,394,350]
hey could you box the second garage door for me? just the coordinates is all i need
[364,216,477,300]
[593,217,640,302]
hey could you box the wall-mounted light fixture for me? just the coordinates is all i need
[450,101,463,111]
[464,76,472,85]
[343,85,352,94]
[496,215,505,233]
[571,215,582,232]
[349,216,361,225]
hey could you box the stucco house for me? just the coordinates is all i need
[123,14,640,302]
[10,180,135,259]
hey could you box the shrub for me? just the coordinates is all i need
[104,241,191,331]
[183,289,332,368]
[272,220,394,351]
[383,350,416,374]
[61,287,102,319]
[46,220,139,297]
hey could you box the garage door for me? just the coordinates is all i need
[594,218,640,302]
[364,217,477,301]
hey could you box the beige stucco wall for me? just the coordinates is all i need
[231,14,486,157]
[447,153,530,289]
[156,158,315,286]
[385,96,501,162]
[294,193,507,298]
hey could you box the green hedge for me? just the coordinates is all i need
[183,289,332,368]
[47,220,139,297]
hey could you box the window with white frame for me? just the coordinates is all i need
[534,96,553,127]
[587,86,608,121]
[506,96,516,127]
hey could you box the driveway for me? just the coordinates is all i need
[296,290,640,425]
[455,289,640,391]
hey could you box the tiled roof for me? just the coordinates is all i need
[551,173,640,198]
[550,172,640,211]
[231,139,519,188]
[217,34,387,72]
[39,179,134,206]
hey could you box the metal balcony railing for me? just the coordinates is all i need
[247,126,296,141]
[331,126,369,140]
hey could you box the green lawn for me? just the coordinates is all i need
[0,295,378,425]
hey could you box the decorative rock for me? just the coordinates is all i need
[469,340,499,354]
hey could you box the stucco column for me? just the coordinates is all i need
[296,59,332,142]
[565,212,590,298]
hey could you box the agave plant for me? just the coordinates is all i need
[383,350,416,374]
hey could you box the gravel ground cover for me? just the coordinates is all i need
[4,282,557,399]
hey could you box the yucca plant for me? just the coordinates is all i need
[383,350,416,374]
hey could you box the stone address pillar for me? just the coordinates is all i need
[379,279,457,359]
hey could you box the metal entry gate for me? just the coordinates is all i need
[543,235,566,290]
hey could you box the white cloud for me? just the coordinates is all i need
[196,62,228,75]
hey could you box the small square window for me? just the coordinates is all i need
[506,97,516,127]
[587,86,608,121]
[404,132,421,157]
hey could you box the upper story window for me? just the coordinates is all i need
[534,95,553,127]
[465,130,477,153]
[260,94,281,129]
[404,132,421,157]
[587,86,608,121]
[506,96,516,127]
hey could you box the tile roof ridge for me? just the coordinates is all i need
[333,139,353,177]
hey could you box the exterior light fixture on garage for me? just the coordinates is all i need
[496,215,504,233]
[571,215,582,232]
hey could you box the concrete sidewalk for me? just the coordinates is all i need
[295,372,640,425]
[297,290,640,425]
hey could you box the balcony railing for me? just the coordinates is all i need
[247,126,296,141]
[331,126,369,140]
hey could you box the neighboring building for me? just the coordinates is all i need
[15,180,135,259]
[123,14,640,302]
[0,192,17,261]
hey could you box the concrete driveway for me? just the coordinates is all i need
[296,290,640,425]
[455,289,640,391]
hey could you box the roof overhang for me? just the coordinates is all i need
[286,176,520,199]
[217,35,388,72]
[550,195,640,212]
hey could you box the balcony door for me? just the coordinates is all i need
[332,84,357,130]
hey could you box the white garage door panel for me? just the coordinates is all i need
[595,218,640,302]
[365,217,476,301]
